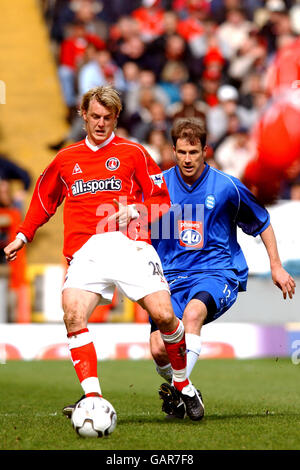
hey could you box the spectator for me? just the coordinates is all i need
[146,10,180,62]
[144,129,169,164]
[58,19,106,112]
[210,0,262,24]
[0,155,31,210]
[214,127,255,178]
[50,48,126,150]
[95,0,141,25]
[159,61,189,105]
[169,82,207,121]
[259,0,291,56]
[217,6,254,59]
[0,179,13,209]
[239,71,266,109]
[71,0,108,40]
[199,68,221,107]
[109,15,140,54]
[0,180,14,264]
[48,0,78,44]
[206,84,254,144]
[227,33,268,86]
[78,48,126,97]
[123,68,169,123]
[188,15,231,67]
[204,144,220,169]
[164,33,187,63]
[131,100,172,143]
[113,35,162,78]
[122,61,141,93]
[49,0,108,45]
[159,142,175,171]
[131,0,166,43]
[162,9,179,36]
[0,155,31,193]
[125,86,157,138]
[212,112,242,150]
[176,0,210,42]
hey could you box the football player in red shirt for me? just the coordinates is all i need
[4,86,204,421]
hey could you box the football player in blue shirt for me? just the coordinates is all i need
[150,118,296,420]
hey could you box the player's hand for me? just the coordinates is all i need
[4,238,25,262]
[271,264,296,299]
[108,199,135,228]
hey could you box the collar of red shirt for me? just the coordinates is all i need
[85,132,115,152]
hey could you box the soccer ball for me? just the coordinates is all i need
[71,396,117,438]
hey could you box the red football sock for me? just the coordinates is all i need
[161,320,189,392]
[68,328,102,396]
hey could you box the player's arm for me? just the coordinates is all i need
[234,178,296,299]
[4,155,65,261]
[260,224,296,299]
[108,148,170,228]
[133,148,171,222]
[4,237,25,262]
[108,199,139,228]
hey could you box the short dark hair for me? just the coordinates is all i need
[171,118,207,149]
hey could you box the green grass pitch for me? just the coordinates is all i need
[0,358,299,450]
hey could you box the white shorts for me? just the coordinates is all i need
[62,232,170,303]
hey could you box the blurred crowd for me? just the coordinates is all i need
[0,155,31,265]
[39,0,300,204]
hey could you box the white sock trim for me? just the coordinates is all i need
[185,333,202,355]
[155,362,173,382]
[186,334,201,378]
[172,367,187,383]
[81,377,102,396]
[156,362,172,371]
[161,319,184,344]
[68,331,92,350]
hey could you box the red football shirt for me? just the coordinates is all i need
[18,134,170,262]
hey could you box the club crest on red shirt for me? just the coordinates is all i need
[105,157,120,171]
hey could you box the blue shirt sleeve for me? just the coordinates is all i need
[234,178,270,237]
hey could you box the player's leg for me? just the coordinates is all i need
[139,290,190,393]
[150,297,208,380]
[149,289,213,419]
[115,236,203,420]
[62,287,102,415]
[150,329,172,383]
[183,294,211,378]
[139,291,204,421]
[150,329,185,418]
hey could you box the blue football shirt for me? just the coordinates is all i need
[151,163,270,291]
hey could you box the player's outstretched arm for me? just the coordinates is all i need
[260,224,296,299]
[4,238,25,262]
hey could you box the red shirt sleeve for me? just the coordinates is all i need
[18,154,66,242]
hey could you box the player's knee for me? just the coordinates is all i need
[150,333,167,363]
[152,306,174,330]
[62,299,86,329]
[151,342,167,364]
[184,306,207,328]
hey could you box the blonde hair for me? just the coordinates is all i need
[80,86,123,117]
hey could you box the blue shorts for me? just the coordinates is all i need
[150,270,240,331]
